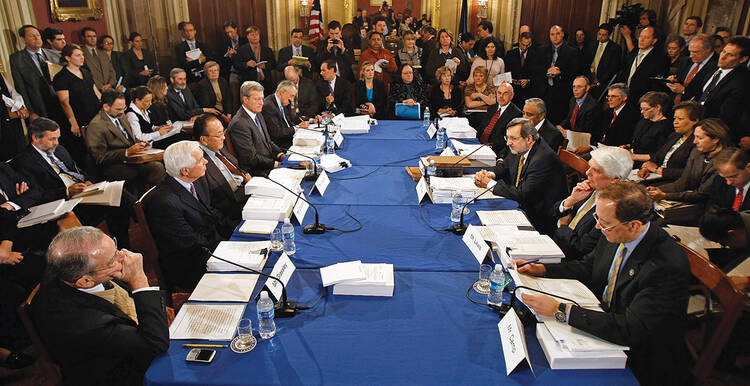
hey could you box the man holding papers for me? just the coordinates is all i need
[32,226,168,385]
[516,182,690,385]
[474,118,567,235]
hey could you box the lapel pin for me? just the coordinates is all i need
[628,268,635,277]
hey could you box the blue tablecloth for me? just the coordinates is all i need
[144,270,636,385]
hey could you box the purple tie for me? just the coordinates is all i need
[190,183,198,200]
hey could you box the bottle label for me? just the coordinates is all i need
[490,279,503,291]
[258,309,274,319]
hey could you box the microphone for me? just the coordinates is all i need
[201,247,298,318]
[447,185,494,235]
[284,148,320,181]
[264,176,329,234]
[448,142,491,168]
[501,284,583,325]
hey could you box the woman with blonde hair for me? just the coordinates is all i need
[429,66,462,117]
[354,61,386,118]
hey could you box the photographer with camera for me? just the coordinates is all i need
[316,20,356,83]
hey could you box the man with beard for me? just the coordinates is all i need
[166,67,220,122]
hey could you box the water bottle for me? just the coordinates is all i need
[450,191,463,223]
[426,160,437,182]
[435,125,446,150]
[326,132,335,155]
[423,107,430,127]
[487,266,505,306]
[281,218,295,255]
[257,291,277,339]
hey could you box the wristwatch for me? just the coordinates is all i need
[554,303,567,323]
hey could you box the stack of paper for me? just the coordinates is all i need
[71,180,124,206]
[238,220,278,234]
[428,176,478,204]
[536,324,628,369]
[320,260,366,286]
[268,168,308,188]
[439,117,476,139]
[17,198,82,228]
[340,115,371,134]
[477,210,533,227]
[293,129,325,147]
[244,177,287,198]
[319,153,352,173]
[565,130,592,151]
[286,145,322,162]
[169,303,245,340]
[242,196,295,221]
[493,229,565,263]
[332,263,395,297]
[206,241,269,272]
[451,140,497,166]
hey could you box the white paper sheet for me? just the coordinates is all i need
[477,210,533,226]
[320,260,366,287]
[189,274,259,302]
[169,303,246,340]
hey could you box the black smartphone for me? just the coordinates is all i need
[185,348,216,363]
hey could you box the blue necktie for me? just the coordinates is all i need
[47,152,86,182]
[254,115,268,143]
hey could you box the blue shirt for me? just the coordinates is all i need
[366,87,373,102]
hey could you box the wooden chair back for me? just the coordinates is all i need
[16,284,62,385]
[132,186,163,287]
[223,130,237,158]
[558,148,589,191]
[678,242,748,382]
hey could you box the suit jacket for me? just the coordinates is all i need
[538,44,580,123]
[478,102,522,158]
[220,36,248,78]
[506,45,543,103]
[315,39,356,82]
[491,140,567,235]
[538,119,564,152]
[9,49,57,117]
[316,76,353,116]
[295,77,320,119]
[194,77,234,115]
[706,175,750,212]
[227,106,284,176]
[617,48,669,104]
[551,195,602,260]
[277,44,317,78]
[678,53,718,101]
[144,176,220,290]
[649,132,695,182]
[85,109,136,166]
[173,40,211,83]
[82,47,117,90]
[699,67,750,142]
[354,79,387,120]
[558,94,602,134]
[31,276,169,386]
[201,147,247,222]
[166,86,203,122]
[232,43,277,87]
[545,224,690,385]
[11,144,90,204]
[597,103,640,147]
[586,40,622,92]
[43,48,62,65]
[262,94,296,149]
[0,162,41,210]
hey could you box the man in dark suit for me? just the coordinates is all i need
[473,21,505,60]
[617,26,669,106]
[506,32,538,105]
[552,146,632,259]
[263,80,301,149]
[193,61,233,123]
[11,118,133,248]
[173,22,209,85]
[474,118,567,235]
[31,226,169,385]
[584,83,640,149]
[277,28,317,79]
[587,23,622,100]
[556,76,602,136]
[144,140,222,290]
[523,98,564,153]
[220,21,247,112]
[417,26,437,79]
[234,26,277,95]
[227,81,285,177]
[707,148,750,211]
[194,114,249,235]
[9,25,60,121]
[477,82,522,158]
[695,37,750,145]
[517,182,690,386]
[167,68,220,122]
[316,59,353,116]
[0,161,44,252]
[85,90,165,187]
[283,66,320,120]
[539,26,580,124]
[666,34,717,103]
[315,21,356,83]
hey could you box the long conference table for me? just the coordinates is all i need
[145,120,638,385]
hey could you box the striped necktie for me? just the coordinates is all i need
[602,244,627,307]
[568,194,596,229]
[515,155,525,187]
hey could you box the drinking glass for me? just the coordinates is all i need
[236,318,253,348]
[270,228,283,252]
[476,264,492,294]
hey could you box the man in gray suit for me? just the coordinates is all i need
[9,25,60,121]
[80,27,121,92]
[85,90,165,186]
[226,81,285,177]
[262,80,306,149]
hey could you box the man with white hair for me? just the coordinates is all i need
[143,140,222,290]
[262,80,307,149]
[284,65,320,120]
[552,146,633,259]
[477,82,522,158]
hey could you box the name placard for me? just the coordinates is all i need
[416,176,429,203]
[463,225,489,264]
[498,308,534,375]
[310,170,330,196]
[264,252,296,302]
[334,131,344,147]
[426,123,437,138]
[291,193,309,224]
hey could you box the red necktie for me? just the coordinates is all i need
[480,108,503,144]
[733,188,744,211]
[675,64,701,103]
[610,110,618,126]
[216,152,250,183]
[570,103,580,129]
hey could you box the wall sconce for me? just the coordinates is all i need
[477,0,488,20]
[300,0,310,17]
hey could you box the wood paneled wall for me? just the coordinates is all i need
[519,0,603,44]
[187,0,269,57]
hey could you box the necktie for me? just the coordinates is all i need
[91,48,97,58]
[0,187,8,201]
[114,119,131,141]
[675,64,702,103]
[568,194,596,229]
[90,281,138,323]
[628,52,644,85]
[216,152,250,183]
[591,42,605,74]
[699,70,722,103]
[548,47,558,86]
[602,244,627,307]
[733,188,744,211]
[47,152,85,183]
[515,155,525,187]
[570,103,580,129]
[178,90,185,103]
[279,103,291,127]
[36,52,50,81]
[254,115,268,143]
[479,108,503,144]
[189,183,198,200]
[610,110,618,126]
[520,49,526,67]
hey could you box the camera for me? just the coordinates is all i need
[608,3,644,29]
[331,39,340,44]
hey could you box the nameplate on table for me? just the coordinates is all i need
[263,252,296,302]
[310,170,330,196]
[426,123,437,138]
[291,192,310,224]
[498,308,534,375]
[463,225,490,264]
[416,176,430,203]
[334,131,344,147]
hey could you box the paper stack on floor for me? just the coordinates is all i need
[451,140,497,166]
[439,117,476,139]
[321,261,395,296]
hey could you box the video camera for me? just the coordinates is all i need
[608,3,645,30]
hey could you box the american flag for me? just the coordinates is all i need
[308,0,323,44]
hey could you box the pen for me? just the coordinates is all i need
[514,259,540,269]
[182,344,227,348]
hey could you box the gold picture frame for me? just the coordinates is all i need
[370,0,392,6]
[49,0,103,22]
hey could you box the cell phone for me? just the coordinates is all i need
[185,348,216,363]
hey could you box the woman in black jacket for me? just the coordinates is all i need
[353,61,387,119]
[389,64,428,119]
[627,91,673,167]
[429,65,462,117]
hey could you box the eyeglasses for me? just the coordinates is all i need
[592,213,625,231]
[504,135,523,142]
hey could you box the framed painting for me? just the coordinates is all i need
[49,0,103,22]
[370,0,392,6]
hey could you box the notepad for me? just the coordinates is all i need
[239,220,278,234]
[477,210,533,227]
[207,241,269,272]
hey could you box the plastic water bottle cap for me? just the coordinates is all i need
[429,160,435,165]
[284,218,291,224]
[260,291,269,299]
